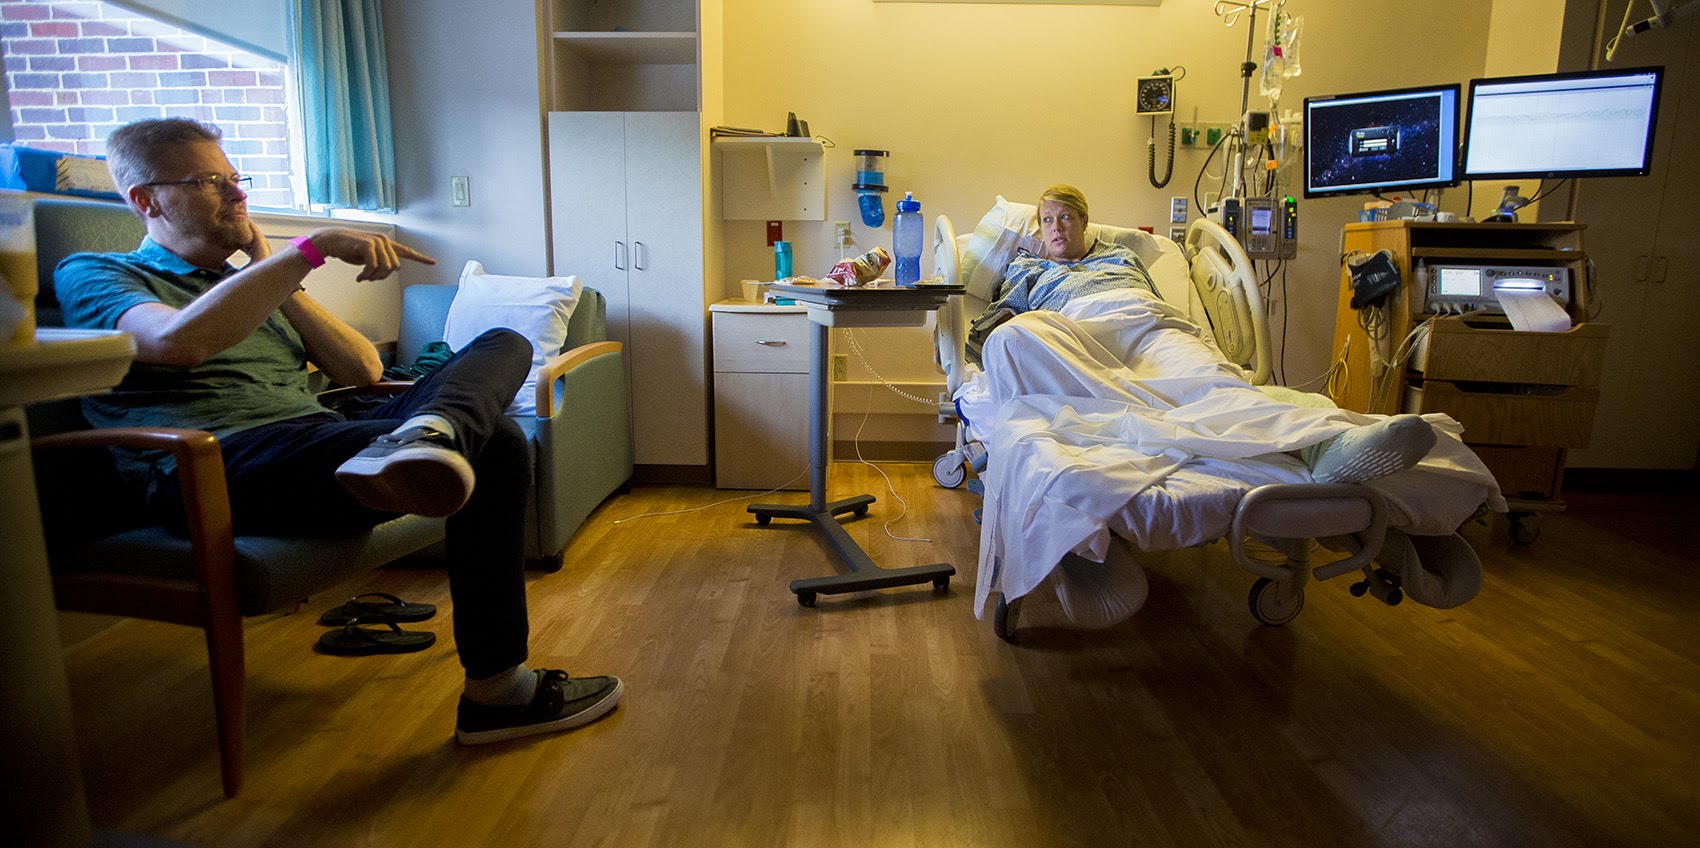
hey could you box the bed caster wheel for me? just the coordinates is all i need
[1386,587,1403,606]
[853,505,869,517]
[755,513,771,526]
[1349,580,1369,598]
[1249,577,1304,627]
[932,452,967,489]
[796,592,816,608]
[1508,513,1542,545]
[932,576,950,592]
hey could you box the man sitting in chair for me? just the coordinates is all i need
[54,118,622,745]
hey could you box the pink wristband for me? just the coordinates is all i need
[290,235,326,269]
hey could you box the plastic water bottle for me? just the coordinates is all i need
[893,191,923,287]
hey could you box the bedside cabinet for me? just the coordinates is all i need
[711,300,811,489]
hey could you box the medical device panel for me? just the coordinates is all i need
[1303,83,1461,199]
[1418,263,1570,315]
[1461,67,1664,181]
[1242,197,1279,257]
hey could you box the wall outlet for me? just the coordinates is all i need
[451,176,470,207]
[832,354,849,382]
[834,221,852,247]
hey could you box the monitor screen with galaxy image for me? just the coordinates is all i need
[1303,83,1460,199]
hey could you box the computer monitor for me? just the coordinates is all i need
[1303,83,1461,199]
[1461,67,1663,181]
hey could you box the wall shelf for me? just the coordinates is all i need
[714,138,826,221]
[552,32,697,64]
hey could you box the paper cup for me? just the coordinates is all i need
[741,279,766,303]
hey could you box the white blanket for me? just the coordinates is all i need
[957,289,1505,619]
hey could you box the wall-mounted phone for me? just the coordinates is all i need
[1137,69,1178,188]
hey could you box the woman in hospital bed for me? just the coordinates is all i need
[961,185,1502,628]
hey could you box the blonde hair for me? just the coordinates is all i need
[1038,184,1089,221]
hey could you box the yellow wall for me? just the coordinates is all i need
[1473,0,1569,220]
[719,0,1505,396]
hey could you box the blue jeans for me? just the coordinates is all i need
[154,329,534,678]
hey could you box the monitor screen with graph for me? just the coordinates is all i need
[1461,67,1664,181]
[1303,83,1461,199]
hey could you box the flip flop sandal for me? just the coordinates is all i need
[317,592,437,627]
[316,620,436,656]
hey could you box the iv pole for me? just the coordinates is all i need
[1214,0,1271,200]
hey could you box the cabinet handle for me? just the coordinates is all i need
[614,241,626,271]
[1651,255,1669,283]
[633,241,647,271]
[755,339,787,346]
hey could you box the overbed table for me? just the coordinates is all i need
[753,281,964,607]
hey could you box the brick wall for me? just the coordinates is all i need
[2,0,296,208]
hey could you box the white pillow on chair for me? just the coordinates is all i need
[442,260,583,416]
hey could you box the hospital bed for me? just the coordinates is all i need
[929,206,1498,641]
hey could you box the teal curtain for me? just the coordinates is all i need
[287,0,396,211]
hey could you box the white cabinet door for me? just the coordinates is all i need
[625,111,706,466]
[549,111,630,348]
[549,111,707,468]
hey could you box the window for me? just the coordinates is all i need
[1,0,301,209]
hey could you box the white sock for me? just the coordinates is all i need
[1304,415,1436,484]
[396,413,455,441]
[464,663,538,706]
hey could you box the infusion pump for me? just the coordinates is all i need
[1419,262,1571,315]
[1216,196,1298,259]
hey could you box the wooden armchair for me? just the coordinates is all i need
[29,197,446,799]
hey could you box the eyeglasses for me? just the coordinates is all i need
[139,174,253,193]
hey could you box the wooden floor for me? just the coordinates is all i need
[61,463,1700,847]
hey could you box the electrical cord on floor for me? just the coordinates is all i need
[611,467,808,525]
[851,384,931,544]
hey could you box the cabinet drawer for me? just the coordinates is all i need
[713,312,810,373]
[715,371,809,489]
[1468,445,1564,501]
[1407,381,1600,448]
[1413,318,1609,386]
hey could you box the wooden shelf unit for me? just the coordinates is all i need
[1330,220,1609,506]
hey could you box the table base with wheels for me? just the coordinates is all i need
[752,281,963,608]
[749,495,954,607]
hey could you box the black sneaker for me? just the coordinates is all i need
[455,669,624,745]
[334,425,475,517]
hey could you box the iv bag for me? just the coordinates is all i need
[1284,16,1303,78]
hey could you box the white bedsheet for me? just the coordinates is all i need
[956,289,1506,619]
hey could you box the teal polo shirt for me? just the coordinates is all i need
[54,237,329,482]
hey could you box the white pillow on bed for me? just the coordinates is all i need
[960,195,1040,303]
[443,260,583,416]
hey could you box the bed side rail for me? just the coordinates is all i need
[1228,483,1389,581]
